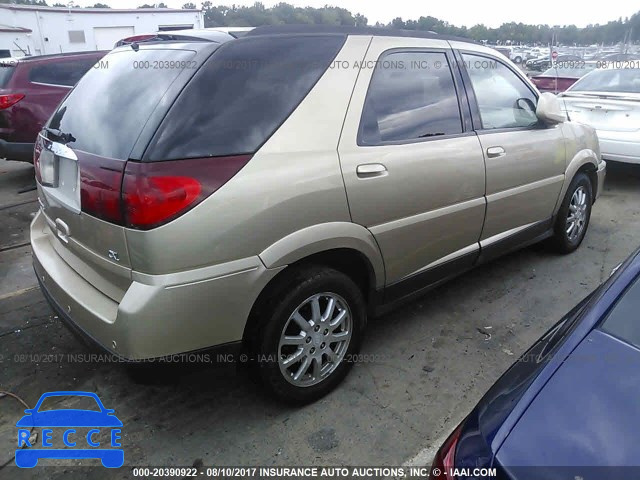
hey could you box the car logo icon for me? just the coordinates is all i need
[15,391,124,468]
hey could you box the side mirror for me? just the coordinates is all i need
[536,92,567,125]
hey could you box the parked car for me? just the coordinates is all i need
[560,67,640,164]
[598,52,640,62]
[0,51,107,162]
[430,246,640,479]
[31,25,605,403]
[530,62,598,93]
[525,54,581,71]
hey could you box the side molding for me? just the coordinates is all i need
[259,222,385,289]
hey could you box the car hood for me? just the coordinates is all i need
[496,329,640,471]
[16,409,123,427]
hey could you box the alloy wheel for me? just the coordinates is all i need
[566,186,588,242]
[278,293,352,387]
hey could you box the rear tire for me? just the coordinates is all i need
[549,172,592,253]
[253,266,366,404]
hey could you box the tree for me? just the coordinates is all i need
[0,0,49,5]
[182,2,196,8]
[134,2,640,45]
[89,3,111,7]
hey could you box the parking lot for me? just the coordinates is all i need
[1,157,639,477]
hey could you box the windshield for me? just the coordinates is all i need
[540,64,597,78]
[47,47,197,159]
[600,275,640,350]
[568,68,640,94]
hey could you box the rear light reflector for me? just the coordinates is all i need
[122,155,252,230]
[430,423,463,479]
[0,93,25,109]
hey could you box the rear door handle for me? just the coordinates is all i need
[486,146,506,158]
[356,163,387,178]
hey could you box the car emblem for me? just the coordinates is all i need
[107,250,120,262]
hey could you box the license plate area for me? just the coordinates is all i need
[37,134,81,214]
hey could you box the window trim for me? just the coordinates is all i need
[455,49,544,133]
[356,47,472,147]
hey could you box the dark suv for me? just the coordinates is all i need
[0,51,106,162]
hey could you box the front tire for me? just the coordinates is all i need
[255,266,366,404]
[549,172,592,253]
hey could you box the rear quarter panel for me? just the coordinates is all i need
[124,36,376,276]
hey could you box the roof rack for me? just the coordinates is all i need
[246,25,475,44]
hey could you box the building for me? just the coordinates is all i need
[0,4,204,58]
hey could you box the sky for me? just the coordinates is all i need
[77,0,638,28]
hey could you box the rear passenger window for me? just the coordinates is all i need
[29,59,97,87]
[462,54,538,130]
[146,35,345,161]
[359,51,463,145]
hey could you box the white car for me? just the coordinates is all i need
[560,67,640,164]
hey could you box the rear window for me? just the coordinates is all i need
[145,35,345,161]
[47,48,196,160]
[570,68,640,94]
[600,275,640,350]
[0,61,15,88]
[29,58,98,87]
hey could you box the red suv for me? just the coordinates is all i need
[0,51,106,162]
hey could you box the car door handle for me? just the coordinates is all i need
[486,146,506,158]
[356,163,388,178]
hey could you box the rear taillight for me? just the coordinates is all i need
[0,93,25,109]
[121,155,252,230]
[430,423,463,479]
[80,155,126,224]
[75,154,251,228]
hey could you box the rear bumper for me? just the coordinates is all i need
[0,139,34,162]
[597,133,640,165]
[31,210,283,360]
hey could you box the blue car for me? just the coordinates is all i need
[431,247,640,479]
[15,391,123,468]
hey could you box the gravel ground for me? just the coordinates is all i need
[1,159,639,479]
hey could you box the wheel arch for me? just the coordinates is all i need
[554,150,599,216]
[243,223,385,347]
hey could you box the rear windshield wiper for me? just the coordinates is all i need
[43,127,76,145]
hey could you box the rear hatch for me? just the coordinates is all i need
[561,92,640,132]
[34,44,216,301]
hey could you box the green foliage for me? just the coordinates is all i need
[201,2,367,28]
[0,0,49,5]
[0,0,636,45]
[197,2,638,45]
